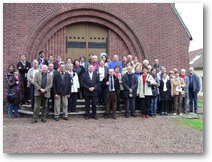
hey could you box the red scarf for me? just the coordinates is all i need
[142,75,147,86]
[181,74,186,80]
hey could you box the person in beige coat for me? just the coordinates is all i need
[137,67,156,118]
[31,65,53,123]
[27,60,40,111]
[171,71,186,115]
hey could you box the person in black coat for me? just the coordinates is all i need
[16,54,31,104]
[6,70,20,118]
[53,63,71,121]
[37,51,48,69]
[102,69,120,119]
[159,73,171,115]
[82,64,100,120]
[122,65,138,118]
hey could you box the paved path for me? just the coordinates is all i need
[3,115,203,153]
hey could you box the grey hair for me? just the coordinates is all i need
[32,60,39,65]
[143,59,149,65]
[181,68,186,73]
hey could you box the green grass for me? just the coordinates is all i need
[198,98,203,108]
[175,119,203,131]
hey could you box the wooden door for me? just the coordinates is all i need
[66,23,108,60]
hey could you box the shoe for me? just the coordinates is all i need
[161,112,164,115]
[14,114,20,118]
[104,114,109,119]
[142,115,146,118]
[179,113,183,116]
[41,119,47,123]
[113,116,117,120]
[63,117,69,121]
[125,114,129,118]
[145,115,149,118]
[31,120,37,124]
[164,112,168,116]
[173,113,177,116]
[54,118,59,121]
[26,101,30,104]
[93,115,98,120]
[131,114,136,117]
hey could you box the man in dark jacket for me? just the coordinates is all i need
[188,67,200,113]
[82,64,99,120]
[17,54,31,104]
[103,69,120,119]
[122,65,138,118]
[53,63,71,121]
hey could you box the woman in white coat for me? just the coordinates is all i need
[66,63,80,112]
[137,67,156,118]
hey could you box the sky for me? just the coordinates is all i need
[175,3,203,52]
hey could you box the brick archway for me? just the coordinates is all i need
[23,5,145,61]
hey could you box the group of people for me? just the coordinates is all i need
[5,51,201,123]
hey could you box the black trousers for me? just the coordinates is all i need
[68,92,78,112]
[161,100,169,113]
[116,90,121,110]
[98,82,107,105]
[140,96,152,115]
[48,87,54,112]
[30,84,35,111]
[135,96,141,110]
[85,96,97,117]
[21,77,29,103]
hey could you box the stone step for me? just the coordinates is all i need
[18,109,142,116]
[25,99,125,106]
[21,104,126,109]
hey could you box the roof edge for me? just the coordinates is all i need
[170,3,193,40]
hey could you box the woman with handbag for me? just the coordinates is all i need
[171,71,186,115]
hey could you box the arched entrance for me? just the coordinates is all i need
[22,5,145,62]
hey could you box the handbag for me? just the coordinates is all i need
[152,87,159,96]
[147,81,152,87]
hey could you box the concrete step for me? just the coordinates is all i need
[18,109,142,116]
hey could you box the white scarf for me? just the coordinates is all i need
[162,78,168,92]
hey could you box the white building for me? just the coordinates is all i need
[189,48,203,92]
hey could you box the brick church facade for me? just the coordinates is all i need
[3,3,192,93]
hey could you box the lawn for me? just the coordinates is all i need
[198,98,203,108]
[175,119,203,131]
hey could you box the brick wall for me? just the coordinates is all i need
[108,29,130,58]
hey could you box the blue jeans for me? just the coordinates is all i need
[125,97,135,115]
[150,96,158,115]
[8,104,20,118]
[189,90,198,112]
